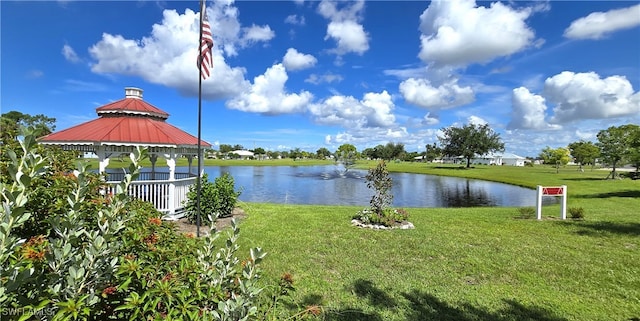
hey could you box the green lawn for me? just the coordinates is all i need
[229,164,639,321]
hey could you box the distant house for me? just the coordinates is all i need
[230,150,254,160]
[501,153,526,166]
[472,153,502,165]
[442,156,464,164]
[471,152,526,166]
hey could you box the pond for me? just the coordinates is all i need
[195,165,551,208]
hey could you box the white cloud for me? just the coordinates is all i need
[508,87,556,130]
[544,71,640,123]
[575,130,595,141]
[89,6,257,100]
[309,91,396,128]
[226,63,313,115]
[324,127,409,146]
[418,0,536,66]
[467,115,488,126]
[318,0,369,56]
[282,48,317,71]
[241,24,275,46]
[399,78,474,109]
[284,14,305,25]
[62,44,80,63]
[384,66,429,79]
[305,72,343,85]
[564,4,640,40]
[422,112,439,126]
[325,21,369,55]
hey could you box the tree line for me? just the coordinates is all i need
[3,111,638,177]
[539,124,640,177]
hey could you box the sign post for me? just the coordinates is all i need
[536,185,567,220]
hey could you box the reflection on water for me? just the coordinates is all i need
[195,165,553,208]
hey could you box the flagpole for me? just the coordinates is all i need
[196,0,204,237]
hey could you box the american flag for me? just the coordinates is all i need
[197,1,213,80]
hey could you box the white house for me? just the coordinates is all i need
[230,150,254,159]
[471,152,526,166]
[501,153,526,166]
[472,153,502,165]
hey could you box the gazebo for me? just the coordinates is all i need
[40,87,211,218]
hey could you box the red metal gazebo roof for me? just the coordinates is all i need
[40,87,210,148]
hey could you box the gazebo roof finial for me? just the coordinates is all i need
[125,87,143,99]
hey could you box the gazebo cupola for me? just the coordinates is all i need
[40,87,210,216]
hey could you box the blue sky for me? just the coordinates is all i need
[2,0,639,157]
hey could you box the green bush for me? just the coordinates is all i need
[517,207,536,219]
[354,208,409,226]
[1,129,267,320]
[184,172,242,225]
[569,207,585,219]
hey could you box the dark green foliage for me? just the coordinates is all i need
[362,142,406,160]
[568,140,600,171]
[517,207,535,219]
[366,160,393,215]
[439,123,505,168]
[568,207,585,219]
[424,143,442,162]
[316,147,332,159]
[597,124,640,179]
[184,172,242,225]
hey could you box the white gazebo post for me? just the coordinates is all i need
[96,148,111,175]
[149,154,158,180]
[186,155,194,176]
[166,153,176,214]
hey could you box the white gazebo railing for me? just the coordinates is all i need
[104,175,197,220]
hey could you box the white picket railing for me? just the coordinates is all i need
[105,176,196,218]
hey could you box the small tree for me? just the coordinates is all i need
[424,143,442,162]
[336,143,357,156]
[316,147,332,159]
[366,160,393,215]
[253,147,266,160]
[353,160,409,227]
[568,140,600,171]
[539,146,570,173]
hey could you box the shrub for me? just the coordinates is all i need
[353,160,410,227]
[184,172,242,225]
[569,207,585,219]
[366,160,393,215]
[1,129,266,320]
[517,207,535,219]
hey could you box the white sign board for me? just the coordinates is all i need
[536,185,567,220]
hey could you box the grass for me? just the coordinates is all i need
[225,163,640,321]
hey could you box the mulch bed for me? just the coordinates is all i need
[170,207,247,236]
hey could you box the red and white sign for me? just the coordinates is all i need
[536,185,567,220]
[542,187,564,196]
